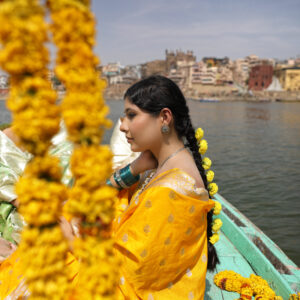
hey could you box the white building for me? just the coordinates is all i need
[0,75,8,88]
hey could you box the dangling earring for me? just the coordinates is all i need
[161,124,170,134]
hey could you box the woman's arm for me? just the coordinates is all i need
[108,150,158,189]
[0,238,16,261]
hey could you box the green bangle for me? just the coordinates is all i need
[112,172,123,189]
[119,164,140,187]
[106,178,122,190]
[112,164,140,189]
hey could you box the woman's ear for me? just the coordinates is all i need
[160,108,173,125]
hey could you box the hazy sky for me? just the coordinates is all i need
[92,0,300,65]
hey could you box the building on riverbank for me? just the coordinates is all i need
[0,74,8,88]
[248,64,273,91]
[274,67,300,91]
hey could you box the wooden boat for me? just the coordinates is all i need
[198,98,220,102]
[205,193,300,299]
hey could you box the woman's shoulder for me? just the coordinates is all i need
[147,168,209,201]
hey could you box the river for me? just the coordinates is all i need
[1,99,300,266]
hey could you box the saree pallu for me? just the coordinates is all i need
[114,168,214,300]
[0,168,213,299]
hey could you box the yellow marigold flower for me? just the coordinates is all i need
[213,201,222,215]
[206,170,214,182]
[24,156,62,182]
[214,270,282,300]
[198,139,208,155]
[20,227,70,297]
[250,274,277,298]
[202,157,212,170]
[67,185,117,224]
[195,127,204,141]
[61,94,111,144]
[241,286,253,298]
[73,236,121,296]
[208,182,218,196]
[209,233,219,244]
[16,177,67,226]
[70,145,113,189]
[47,2,120,297]
[212,218,223,233]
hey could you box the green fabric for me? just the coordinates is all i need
[0,202,16,243]
[0,124,74,245]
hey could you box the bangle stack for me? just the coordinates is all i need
[109,164,140,190]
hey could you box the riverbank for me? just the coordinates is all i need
[1,89,300,102]
[105,89,300,102]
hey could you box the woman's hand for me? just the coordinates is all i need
[0,238,16,261]
[130,150,158,176]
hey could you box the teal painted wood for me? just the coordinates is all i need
[211,193,300,299]
[205,231,255,299]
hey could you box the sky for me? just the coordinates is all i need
[91,0,300,66]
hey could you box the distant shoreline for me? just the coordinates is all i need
[1,92,300,103]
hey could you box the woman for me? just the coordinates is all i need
[0,75,218,299]
[110,75,219,300]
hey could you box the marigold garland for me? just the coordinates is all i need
[195,127,204,141]
[0,0,70,298]
[208,182,219,196]
[206,170,215,182]
[213,200,222,215]
[209,233,220,245]
[47,0,120,298]
[198,139,208,155]
[212,218,223,232]
[0,0,60,155]
[214,270,283,300]
[195,128,222,245]
[202,156,212,170]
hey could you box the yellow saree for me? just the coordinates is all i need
[114,168,214,300]
[0,168,213,299]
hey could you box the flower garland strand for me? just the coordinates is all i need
[46,0,120,298]
[214,270,283,300]
[195,128,222,245]
[0,0,70,298]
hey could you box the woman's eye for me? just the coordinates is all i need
[127,113,136,119]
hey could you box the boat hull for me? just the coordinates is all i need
[205,193,300,299]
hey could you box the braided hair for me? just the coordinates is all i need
[124,75,219,270]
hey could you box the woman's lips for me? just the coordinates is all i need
[126,137,134,143]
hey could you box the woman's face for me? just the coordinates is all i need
[120,98,162,152]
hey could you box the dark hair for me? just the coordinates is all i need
[124,75,219,270]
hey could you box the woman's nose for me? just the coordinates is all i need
[119,117,127,133]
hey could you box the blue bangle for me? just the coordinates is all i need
[113,172,123,189]
[106,178,122,190]
[115,169,128,189]
[112,164,140,189]
[119,164,140,186]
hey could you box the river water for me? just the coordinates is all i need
[1,99,300,266]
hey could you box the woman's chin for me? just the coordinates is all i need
[130,145,139,152]
[130,143,143,152]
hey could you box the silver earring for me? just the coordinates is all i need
[161,124,170,134]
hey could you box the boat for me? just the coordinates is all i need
[198,98,220,102]
[205,193,300,299]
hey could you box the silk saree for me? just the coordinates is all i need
[114,168,214,300]
[0,123,213,299]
